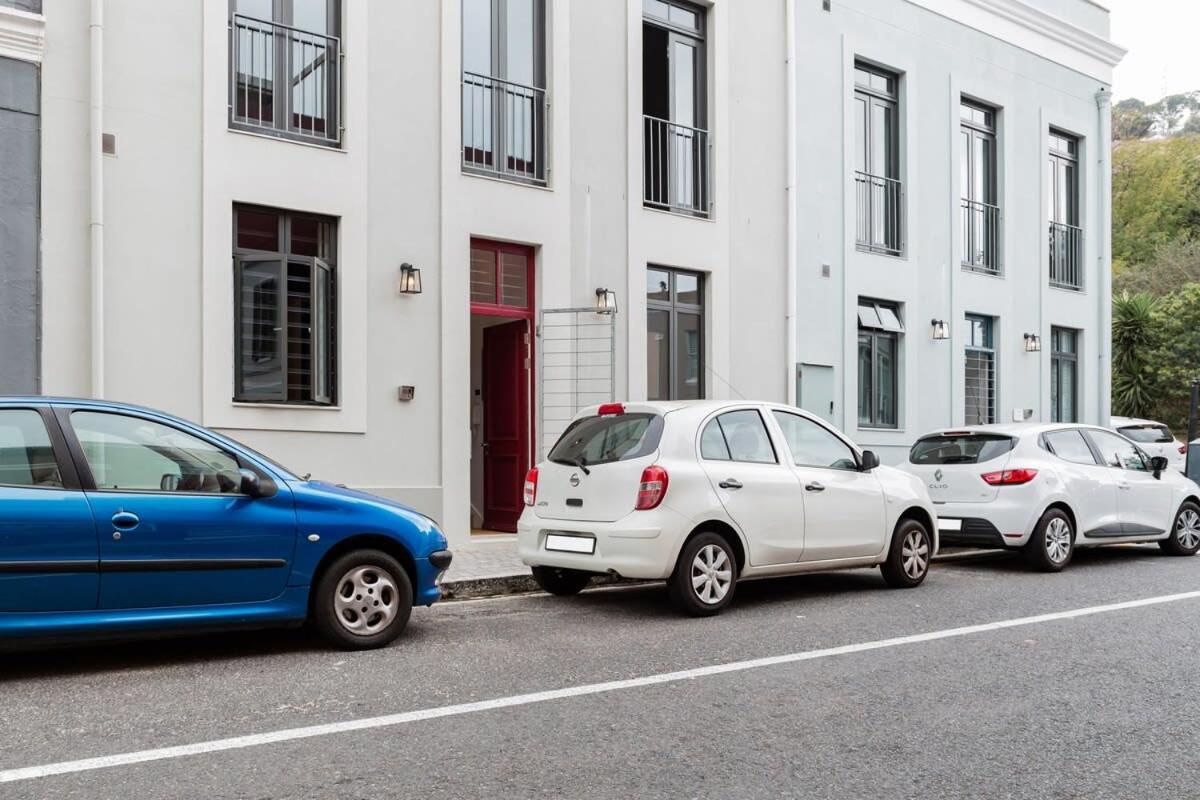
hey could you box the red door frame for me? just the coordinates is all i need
[471,238,536,532]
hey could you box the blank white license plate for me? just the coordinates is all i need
[545,533,596,554]
[938,518,962,531]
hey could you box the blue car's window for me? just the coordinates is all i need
[71,411,243,493]
[0,410,63,489]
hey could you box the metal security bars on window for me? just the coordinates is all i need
[461,72,548,184]
[1049,222,1084,290]
[230,14,342,146]
[538,309,616,460]
[855,172,902,256]
[964,315,996,425]
[962,200,1000,273]
[643,116,711,217]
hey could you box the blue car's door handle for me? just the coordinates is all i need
[110,511,140,531]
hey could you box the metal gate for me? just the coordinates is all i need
[538,308,616,459]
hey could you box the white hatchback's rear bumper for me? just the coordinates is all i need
[517,507,688,580]
[934,501,1039,549]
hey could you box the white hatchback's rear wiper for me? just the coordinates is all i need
[551,455,591,475]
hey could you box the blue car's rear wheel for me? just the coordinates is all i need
[313,549,413,649]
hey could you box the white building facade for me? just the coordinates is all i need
[10,0,1122,548]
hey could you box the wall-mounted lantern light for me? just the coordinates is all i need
[397,263,423,295]
[595,288,618,315]
[1023,332,1042,352]
[930,319,949,341]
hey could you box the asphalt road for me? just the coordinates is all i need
[3,545,1200,799]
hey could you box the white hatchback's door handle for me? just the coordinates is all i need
[718,478,743,490]
[805,482,826,493]
[1117,483,1131,490]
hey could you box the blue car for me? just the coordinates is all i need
[0,397,452,649]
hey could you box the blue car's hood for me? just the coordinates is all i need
[289,480,443,536]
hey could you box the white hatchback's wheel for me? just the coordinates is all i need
[1024,508,1074,572]
[1044,517,1072,565]
[900,528,930,580]
[691,544,733,605]
[668,532,738,616]
[1162,502,1200,556]
[881,518,932,588]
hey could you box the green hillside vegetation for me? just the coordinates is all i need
[1111,130,1200,434]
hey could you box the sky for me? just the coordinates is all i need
[1106,0,1200,101]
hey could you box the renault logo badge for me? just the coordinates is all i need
[933,469,944,482]
[569,473,581,487]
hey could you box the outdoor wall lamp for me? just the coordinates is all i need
[397,263,423,295]
[930,319,949,341]
[1024,332,1042,352]
[595,288,618,315]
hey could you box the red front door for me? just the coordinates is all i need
[482,320,530,532]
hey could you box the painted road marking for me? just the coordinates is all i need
[3,588,1199,784]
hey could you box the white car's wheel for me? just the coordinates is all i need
[668,532,738,616]
[1024,508,1074,572]
[1161,502,1200,556]
[880,518,932,588]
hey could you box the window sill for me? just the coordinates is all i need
[962,265,1003,278]
[641,203,715,223]
[461,167,551,191]
[1049,283,1086,294]
[227,125,346,153]
[855,245,905,260]
[231,402,342,411]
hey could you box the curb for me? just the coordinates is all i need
[440,547,1003,601]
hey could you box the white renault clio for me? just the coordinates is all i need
[517,401,938,615]
[901,424,1200,571]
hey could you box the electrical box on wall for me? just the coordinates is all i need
[1012,408,1033,422]
[398,386,415,402]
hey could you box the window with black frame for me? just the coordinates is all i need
[229,0,342,146]
[233,205,337,405]
[961,99,1000,273]
[965,314,996,425]
[854,61,902,255]
[1048,129,1082,289]
[857,299,902,428]
[1051,327,1078,423]
[647,267,704,401]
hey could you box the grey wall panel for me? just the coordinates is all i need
[0,56,39,394]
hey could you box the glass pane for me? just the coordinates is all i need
[671,39,695,128]
[470,248,497,304]
[1061,360,1076,423]
[505,0,536,86]
[291,0,329,34]
[773,412,857,470]
[857,333,873,426]
[290,216,331,259]
[716,410,775,464]
[875,334,896,427]
[314,263,331,402]
[872,99,894,178]
[644,0,669,21]
[499,252,528,308]
[647,309,670,401]
[877,305,903,332]
[72,412,242,493]
[1045,430,1094,465]
[960,130,970,200]
[236,209,280,252]
[238,261,283,400]
[286,263,315,402]
[235,0,273,20]
[668,4,698,28]
[1090,431,1148,471]
[675,312,701,400]
[462,0,492,76]
[549,414,660,466]
[699,419,730,461]
[675,272,700,305]
[974,135,990,202]
[289,20,332,137]
[857,304,881,329]
[646,269,670,303]
[853,95,868,174]
[0,410,62,488]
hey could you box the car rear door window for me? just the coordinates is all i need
[909,434,1014,464]
[1087,429,1150,472]
[772,411,858,470]
[699,418,731,461]
[1043,429,1099,465]
[707,410,776,464]
[549,414,662,467]
[0,410,64,488]
[71,411,244,493]
[1118,424,1173,444]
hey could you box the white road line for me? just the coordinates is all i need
[4,588,1199,784]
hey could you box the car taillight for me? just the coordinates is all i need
[1180,444,1188,455]
[635,465,669,510]
[981,468,1038,486]
[523,467,538,506]
[598,403,625,416]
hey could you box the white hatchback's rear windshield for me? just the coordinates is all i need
[1118,424,1173,444]
[909,434,1015,465]
[549,414,663,468]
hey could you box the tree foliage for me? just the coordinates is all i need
[1147,285,1200,434]
[1111,136,1200,271]
[1111,292,1161,420]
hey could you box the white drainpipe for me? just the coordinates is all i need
[1095,86,1113,425]
[784,0,798,405]
[89,0,105,398]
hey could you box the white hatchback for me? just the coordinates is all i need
[1110,416,1187,473]
[517,401,939,615]
[900,424,1200,571]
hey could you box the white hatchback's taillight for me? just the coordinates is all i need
[981,468,1038,486]
[635,466,669,510]
[523,467,538,506]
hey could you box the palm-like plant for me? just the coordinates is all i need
[1112,291,1160,418]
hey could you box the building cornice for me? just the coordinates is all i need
[907,0,1126,82]
[0,5,45,64]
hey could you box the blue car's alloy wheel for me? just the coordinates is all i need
[313,549,414,649]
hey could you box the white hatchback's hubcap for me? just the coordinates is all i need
[901,529,929,579]
[691,544,732,604]
[1176,509,1200,550]
[334,566,399,636]
[1045,518,1072,563]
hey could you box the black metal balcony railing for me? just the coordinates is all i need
[961,199,1000,274]
[230,14,342,146]
[643,115,711,217]
[1049,221,1084,290]
[855,171,903,256]
[462,72,548,185]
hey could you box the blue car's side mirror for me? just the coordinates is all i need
[239,468,277,498]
